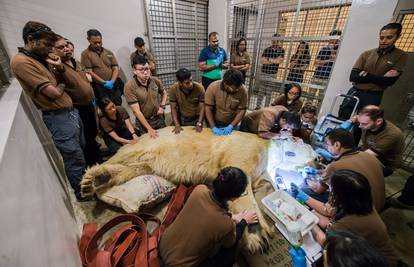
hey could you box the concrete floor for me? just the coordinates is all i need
[72,168,414,267]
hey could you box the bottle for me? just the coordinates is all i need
[287,221,302,248]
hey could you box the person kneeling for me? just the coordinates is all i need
[98,98,138,155]
[158,167,258,267]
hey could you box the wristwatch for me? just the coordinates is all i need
[196,122,203,127]
[160,104,166,109]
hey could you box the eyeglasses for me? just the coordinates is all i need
[288,91,300,96]
[135,67,150,73]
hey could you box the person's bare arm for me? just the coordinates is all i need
[258,131,279,139]
[274,56,284,65]
[230,109,246,127]
[40,83,66,100]
[222,60,229,69]
[87,71,105,84]
[110,66,119,82]
[305,197,331,217]
[312,225,327,246]
[130,103,158,138]
[125,119,139,141]
[260,56,271,65]
[205,105,216,128]
[197,103,205,124]
[170,102,182,134]
[198,61,216,71]
[240,64,250,72]
[108,131,134,144]
[230,63,246,70]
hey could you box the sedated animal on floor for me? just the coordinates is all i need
[81,126,315,253]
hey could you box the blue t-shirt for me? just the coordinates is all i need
[314,46,337,79]
[198,46,228,63]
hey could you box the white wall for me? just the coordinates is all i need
[319,0,399,117]
[209,0,229,50]
[0,80,81,267]
[0,0,148,81]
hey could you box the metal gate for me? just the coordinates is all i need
[144,0,209,88]
[227,0,352,110]
[395,11,414,171]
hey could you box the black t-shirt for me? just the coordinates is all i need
[314,46,337,79]
[261,46,285,74]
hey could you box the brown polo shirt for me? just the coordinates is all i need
[204,80,248,125]
[361,120,404,168]
[124,76,164,119]
[129,49,155,66]
[322,151,385,211]
[230,51,250,68]
[53,59,94,106]
[81,46,118,81]
[271,95,303,113]
[352,47,407,91]
[331,211,398,267]
[159,185,236,267]
[242,105,288,134]
[168,81,205,118]
[10,51,72,111]
[99,106,130,134]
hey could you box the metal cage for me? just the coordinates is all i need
[227,0,352,110]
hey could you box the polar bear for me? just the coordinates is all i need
[81,126,315,253]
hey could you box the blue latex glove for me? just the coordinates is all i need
[290,183,310,203]
[304,166,317,175]
[103,80,114,90]
[212,127,223,136]
[337,120,353,131]
[222,124,233,135]
[315,148,334,161]
[299,166,318,179]
[289,246,307,267]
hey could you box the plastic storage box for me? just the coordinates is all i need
[262,190,323,264]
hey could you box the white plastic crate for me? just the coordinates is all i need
[262,190,322,264]
[262,190,319,236]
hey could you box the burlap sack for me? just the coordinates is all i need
[98,175,176,213]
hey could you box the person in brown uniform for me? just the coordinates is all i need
[98,98,138,155]
[205,69,247,136]
[271,83,303,113]
[240,106,301,140]
[130,37,156,74]
[124,55,167,138]
[339,23,407,120]
[304,170,399,267]
[357,105,404,176]
[52,37,100,166]
[169,68,205,134]
[304,129,385,213]
[10,21,86,200]
[81,29,124,106]
[159,167,258,267]
[230,37,250,83]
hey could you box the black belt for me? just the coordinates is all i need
[42,107,73,116]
